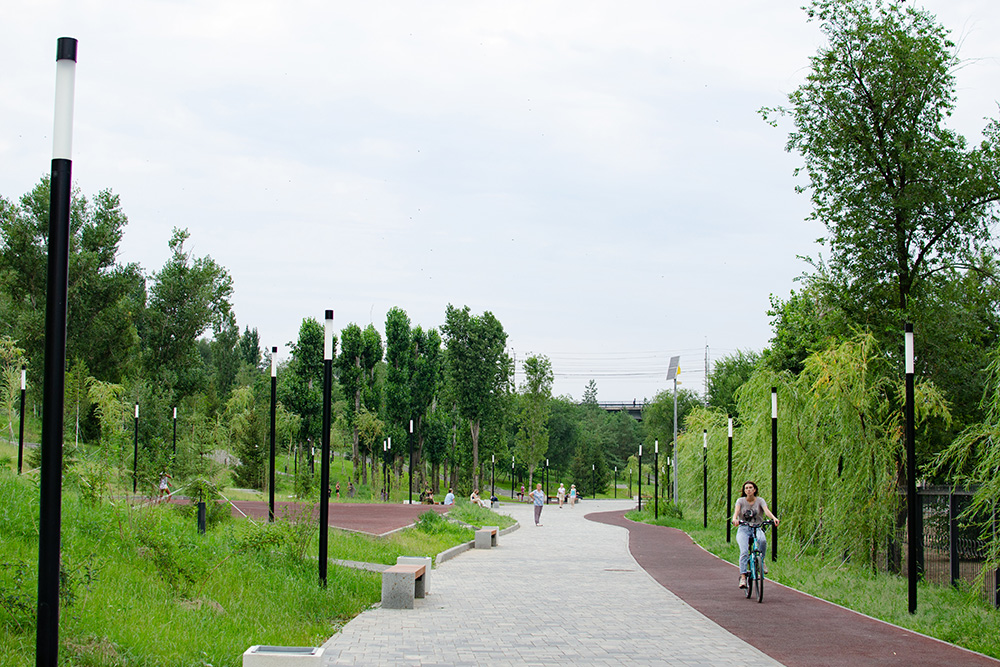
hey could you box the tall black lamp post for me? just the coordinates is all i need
[637,444,643,512]
[614,466,617,499]
[172,407,177,458]
[132,403,139,494]
[408,420,414,504]
[318,310,334,587]
[491,454,495,499]
[771,387,778,561]
[511,456,515,499]
[37,38,77,667]
[17,366,26,474]
[906,323,917,613]
[702,429,708,528]
[269,346,277,522]
[654,439,659,519]
[726,417,733,543]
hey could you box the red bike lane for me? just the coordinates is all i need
[587,509,1000,667]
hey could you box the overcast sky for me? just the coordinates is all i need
[3,1,1000,402]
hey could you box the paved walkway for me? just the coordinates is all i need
[321,499,779,666]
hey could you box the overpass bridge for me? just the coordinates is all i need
[595,401,646,420]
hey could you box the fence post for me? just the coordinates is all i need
[915,489,924,579]
[949,492,959,589]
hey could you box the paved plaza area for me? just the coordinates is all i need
[320,498,780,666]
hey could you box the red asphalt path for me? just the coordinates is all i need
[170,499,450,536]
[587,509,1000,667]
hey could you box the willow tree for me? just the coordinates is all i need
[935,350,1000,577]
[765,0,1000,324]
[720,334,948,568]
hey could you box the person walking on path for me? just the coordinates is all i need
[732,480,779,589]
[157,471,172,502]
[530,483,545,525]
[569,484,577,507]
[557,483,566,508]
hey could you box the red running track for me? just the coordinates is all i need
[173,499,450,536]
[587,509,1000,667]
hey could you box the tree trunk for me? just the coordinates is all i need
[470,419,481,493]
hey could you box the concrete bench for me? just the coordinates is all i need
[396,556,432,594]
[475,525,498,549]
[381,563,426,609]
[243,645,324,666]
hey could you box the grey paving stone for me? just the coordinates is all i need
[321,499,783,666]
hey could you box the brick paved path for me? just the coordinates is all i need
[321,499,778,666]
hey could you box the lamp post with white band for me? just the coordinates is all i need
[906,323,917,613]
[17,366,26,474]
[133,403,139,494]
[269,346,278,522]
[37,37,78,667]
[771,387,778,562]
[318,311,334,586]
[726,417,733,543]
[654,439,659,519]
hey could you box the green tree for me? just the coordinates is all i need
[279,318,330,449]
[336,323,381,483]
[581,379,599,405]
[141,228,233,399]
[707,349,761,418]
[238,326,262,370]
[765,0,1000,323]
[0,179,143,381]
[410,326,443,488]
[515,354,553,486]
[441,304,510,492]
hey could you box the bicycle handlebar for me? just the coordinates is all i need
[737,519,774,529]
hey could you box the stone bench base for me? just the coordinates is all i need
[381,563,426,609]
[475,526,498,549]
[243,645,323,666]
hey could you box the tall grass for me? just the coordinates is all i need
[0,469,498,667]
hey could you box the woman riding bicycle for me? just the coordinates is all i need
[732,480,779,590]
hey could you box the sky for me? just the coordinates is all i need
[3,1,1000,403]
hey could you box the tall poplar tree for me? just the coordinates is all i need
[441,304,510,492]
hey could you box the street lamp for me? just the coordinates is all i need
[17,366,25,474]
[906,323,917,613]
[318,310,334,587]
[726,417,733,543]
[511,456,515,499]
[132,403,139,494]
[614,466,618,499]
[654,439,659,519]
[408,420,414,505]
[269,346,277,522]
[703,429,708,529]
[491,454,495,499]
[771,386,778,561]
[637,444,643,512]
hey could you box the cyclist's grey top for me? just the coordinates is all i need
[736,497,770,525]
[321,499,783,666]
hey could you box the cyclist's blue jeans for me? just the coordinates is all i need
[737,525,767,574]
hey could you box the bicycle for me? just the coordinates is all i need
[738,519,773,603]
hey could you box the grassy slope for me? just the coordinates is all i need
[0,469,510,667]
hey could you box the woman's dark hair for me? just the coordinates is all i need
[740,481,759,498]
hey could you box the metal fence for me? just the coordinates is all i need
[891,487,1000,607]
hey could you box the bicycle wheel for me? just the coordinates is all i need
[744,558,753,599]
[754,553,764,603]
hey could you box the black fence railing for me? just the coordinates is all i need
[891,487,1000,607]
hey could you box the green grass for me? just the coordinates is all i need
[627,506,1000,660]
[0,469,516,667]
